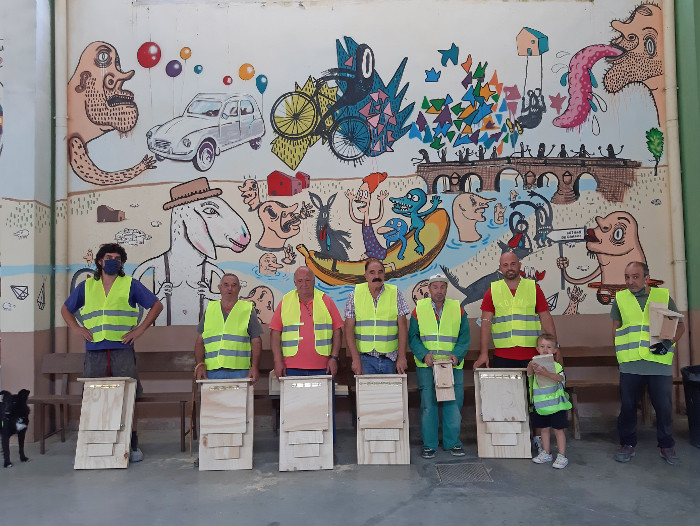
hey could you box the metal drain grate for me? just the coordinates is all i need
[435,463,493,484]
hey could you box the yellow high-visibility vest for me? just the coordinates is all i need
[614,288,674,366]
[491,279,541,348]
[353,283,399,354]
[202,300,253,370]
[81,276,139,343]
[280,289,333,357]
[415,298,463,369]
[529,362,572,415]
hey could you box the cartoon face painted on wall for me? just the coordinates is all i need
[257,201,301,250]
[67,41,155,185]
[238,179,261,211]
[69,42,138,138]
[603,4,664,123]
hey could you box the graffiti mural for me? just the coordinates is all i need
[67,42,156,185]
[132,177,251,325]
[1,0,683,343]
[270,37,413,169]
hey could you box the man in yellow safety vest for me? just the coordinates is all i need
[61,243,163,463]
[409,273,470,459]
[345,258,409,375]
[612,261,684,465]
[194,273,262,382]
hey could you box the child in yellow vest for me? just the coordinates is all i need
[527,333,572,468]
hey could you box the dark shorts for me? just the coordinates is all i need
[530,409,568,430]
[84,347,143,397]
[492,356,531,369]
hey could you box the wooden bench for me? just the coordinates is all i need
[29,352,195,454]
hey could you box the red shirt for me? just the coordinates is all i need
[270,293,344,369]
[480,282,549,360]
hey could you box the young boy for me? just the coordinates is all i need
[527,333,572,468]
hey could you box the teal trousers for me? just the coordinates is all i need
[416,366,464,450]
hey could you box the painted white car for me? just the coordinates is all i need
[146,93,265,172]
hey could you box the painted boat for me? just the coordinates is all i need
[297,209,450,286]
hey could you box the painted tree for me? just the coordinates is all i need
[646,127,664,177]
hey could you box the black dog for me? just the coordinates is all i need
[1,389,30,467]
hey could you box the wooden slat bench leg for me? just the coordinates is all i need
[568,388,581,440]
[180,401,186,452]
[60,403,67,442]
[39,402,46,454]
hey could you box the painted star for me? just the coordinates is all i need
[439,43,459,66]
[425,68,441,82]
[549,92,567,114]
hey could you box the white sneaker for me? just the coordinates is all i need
[552,453,568,469]
[533,436,543,455]
[532,450,553,464]
[130,448,144,463]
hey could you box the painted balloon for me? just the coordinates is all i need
[194,64,203,74]
[239,63,255,81]
[137,42,161,68]
[256,75,268,94]
[180,47,192,60]
[166,60,182,78]
[223,76,233,86]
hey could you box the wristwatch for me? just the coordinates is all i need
[329,356,339,361]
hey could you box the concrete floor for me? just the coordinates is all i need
[1,417,698,526]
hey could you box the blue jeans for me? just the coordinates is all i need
[285,368,335,441]
[207,369,249,380]
[416,366,464,450]
[360,354,397,374]
[618,372,674,448]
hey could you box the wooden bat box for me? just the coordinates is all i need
[279,375,333,471]
[474,368,530,458]
[432,359,456,402]
[531,353,556,388]
[649,303,683,345]
[197,378,254,470]
[74,377,136,470]
[355,374,410,465]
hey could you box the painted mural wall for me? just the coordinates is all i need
[0,0,680,347]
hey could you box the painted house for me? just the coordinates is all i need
[268,170,302,196]
[295,172,311,190]
[517,27,549,57]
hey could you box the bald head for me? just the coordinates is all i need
[499,251,521,281]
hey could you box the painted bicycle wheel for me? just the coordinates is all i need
[270,91,320,139]
[329,115,371,162]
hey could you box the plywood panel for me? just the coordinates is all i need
[433,360,454,387]
[356,375,410,465]
[364,428,399,441]
[288,431,323,444]
[78,379,125,431]
[474,369,530,458]
[198,379,253,471]
[369,441,396,453]
[269,370,281,395]
[479,371,528,422]
[485,422,521,434]
[356,376,405,429]
[491,433,518,446]
[293,443,320,457]
[281,377,329,432]
[531,354,556,388]
[82,431,118,443]
[75,378,136,469]
[199,381,248,434]
[87,443,114,457]
[279,376,333,471]
[205,433,243,448]
[214,446,240,460]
